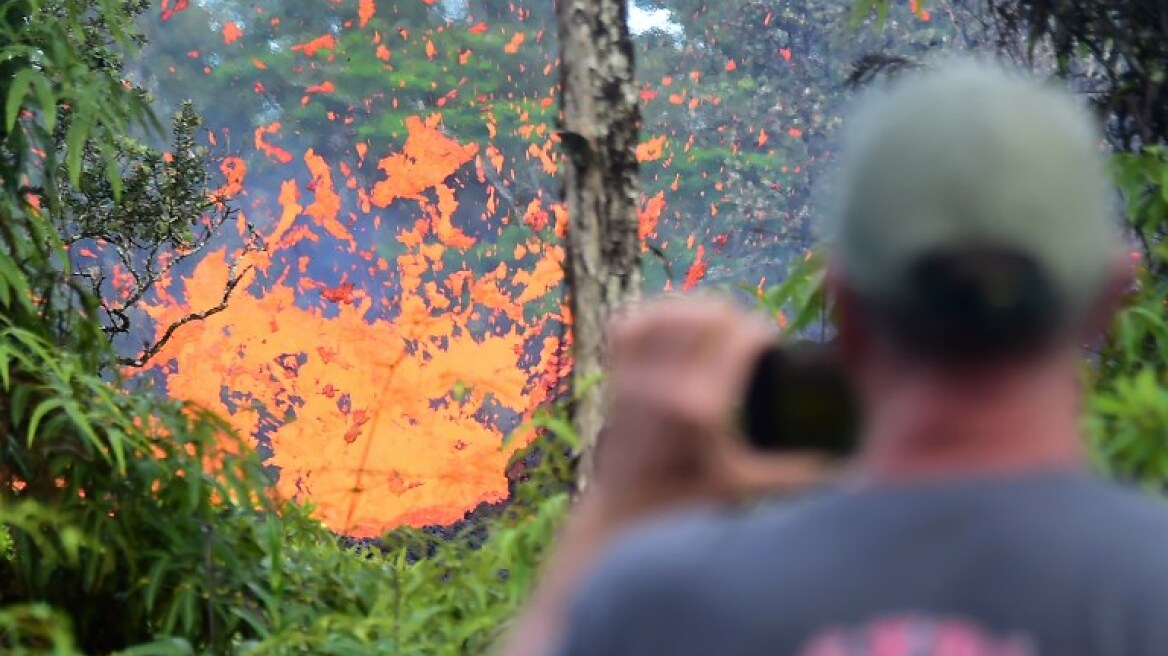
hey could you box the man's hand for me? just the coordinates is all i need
[585,293,838,525]
[496,293,838,656]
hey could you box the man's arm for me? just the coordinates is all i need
[496,497,628,656]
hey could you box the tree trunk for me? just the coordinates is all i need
[557,0,643,492]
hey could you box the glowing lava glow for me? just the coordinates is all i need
[138,117,570,536]
[122,0,680,537]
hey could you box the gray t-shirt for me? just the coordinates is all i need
[554,470,1168,655]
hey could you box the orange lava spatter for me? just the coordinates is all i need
[135,0,767,537]
[138,117,568,537]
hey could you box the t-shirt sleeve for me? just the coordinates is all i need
[549,509,729,656]
[550,532,665,656]
[1126,545,1168,655]
[550,571,628,656]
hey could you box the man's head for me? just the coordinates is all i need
[825,57,1130,470]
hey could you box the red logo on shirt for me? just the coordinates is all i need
[799,615,1036,656]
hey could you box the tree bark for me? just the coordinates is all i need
[557,0,643,492]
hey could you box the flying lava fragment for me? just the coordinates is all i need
[161,0,189,21]
[222,21,243,44]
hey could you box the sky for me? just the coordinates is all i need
[628,4,680,36]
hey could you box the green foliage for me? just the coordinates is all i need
[0,603,82,656]
[60,102,209,250]
[0,2,567,654]
[0,15,237,639]
[228,489,567,655]
[0,271,279,653]
[1087,147,1168,484]
[3,0,243,364]
[0,0,157,198]
[0,274,571,654]
[745,247,830,338]
[2,446,569,655]
[988,0,1168,152]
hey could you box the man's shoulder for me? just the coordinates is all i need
[572,499,805,605]
[557,478,1168,654]
[1072,478,1168,559]
[558,503,795,654]
[586,507,737,587]
[1051,474,1168,534]
[577,475,1168,599]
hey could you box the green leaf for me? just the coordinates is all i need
[9,384,31,424]
[539,414,578,447]
[0,349,10,392]
[64,110,93,187]
[61,402,107,464]
[229,607,272,638]
[117,638,196,656]
[0,268,10,308]
[5,68,36,132]
[100,141,123,201]
[26,397,64,444]
[790,283,829,335]
[875,0,891,27]
[31,73,57,132]
[847,0,881,28]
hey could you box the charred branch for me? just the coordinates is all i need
[41,101,270,371]
[90,202,261,339]
[117,261,255,368]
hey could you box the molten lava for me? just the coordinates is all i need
[130,0,684,537]
[139,117,568,537]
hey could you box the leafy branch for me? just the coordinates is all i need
[50,102,266,369]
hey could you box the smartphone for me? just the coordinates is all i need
[740,340,860,458]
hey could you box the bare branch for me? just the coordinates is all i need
[96,203,257,335]
[117,262,255,368]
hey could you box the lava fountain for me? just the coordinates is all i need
[115,0,676,537]
[136,115,571,537]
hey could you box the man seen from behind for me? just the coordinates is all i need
[500,57,1165,656]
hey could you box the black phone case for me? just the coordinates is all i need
[740,341,860,458]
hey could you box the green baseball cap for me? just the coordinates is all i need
[827,57,1121,353]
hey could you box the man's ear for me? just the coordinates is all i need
[825,262,866,366]
[1082,248,1137,340]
